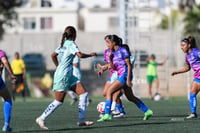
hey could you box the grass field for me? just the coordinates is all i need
[0,97,200,133]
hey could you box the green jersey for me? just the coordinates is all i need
[147,60,157,76]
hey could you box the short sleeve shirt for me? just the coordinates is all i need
[54,40,80,82]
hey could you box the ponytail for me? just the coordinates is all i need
[60,26,76,48]
[188,36,197,48]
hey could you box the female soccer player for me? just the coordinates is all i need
[171,36,200,119]
[36,26,96,129]
[0,50,16,132]
[97,35,153,122]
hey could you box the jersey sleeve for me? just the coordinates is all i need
[55,45,61,54]
[185,55,190,65]
[70,42,80,55]
[104,49,110,63]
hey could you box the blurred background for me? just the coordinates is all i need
[1,0,200,99]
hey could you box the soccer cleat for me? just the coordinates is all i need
[36,117,48,130]
[2,125,12,132]
[186,113,197,119]
[77,121,94,126]
[97,114,112,122]
[111,109,120,115]
[113,113,126,118]
[70,98,78,105]
[143,109,153,120]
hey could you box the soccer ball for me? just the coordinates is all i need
[97,102,105,113]
[154,93,161,101]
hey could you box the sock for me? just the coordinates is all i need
[111,101,116,111]
[78,92,88,123]
[105,100,112,114]
[116,103,125,114]
[189,93,197,114]
[4,100,12,127]
[136,99,148,113]
[68,90,76,100]
[40,100,62,120]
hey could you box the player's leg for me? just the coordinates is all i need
[36,91,65,129]
[124,87,153,120]
[0,86,12,132]
[186,79,200,119]
[147,76,153,99]
[154,76,159,95]
[97,81,123,122]
[72,82,94,126]
[68,90,77,105]
[36,79,66,130]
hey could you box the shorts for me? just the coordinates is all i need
[53,75,80,92]
[193,78,200,83]
[147,75,158,84]
[0,77,6,90]
[12,74,23,84]
[116,72,133,89]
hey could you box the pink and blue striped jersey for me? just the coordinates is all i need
[186,48,200,79]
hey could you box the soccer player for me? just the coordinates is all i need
[97,35,153,122]
[146,54,167,99]
[171,36,200,119]
[11,52,26,101]
[0,50,16,132]
[36,26,96,129]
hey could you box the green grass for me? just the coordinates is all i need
[0,97,199,133]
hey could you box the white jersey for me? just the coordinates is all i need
[54,40,80,83]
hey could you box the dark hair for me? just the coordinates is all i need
[151,54,156,59]
[122,44,131,55]
[105,34,120,45]
[188,36,197,48]
[181,36,197,48]
[60,26,76,47]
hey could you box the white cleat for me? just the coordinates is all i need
[36,117,48,130]
[77,121,94,126]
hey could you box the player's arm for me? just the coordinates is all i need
[97,63,110,77]
[51,52,59,67]
[1,57,15,79]
[125,57,133,87]
[171,64,191,76]
[76,52,96,58]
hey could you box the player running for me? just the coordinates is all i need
[97,34,153,122]
[0,50,16,132]
[171,36,200,119]
[36,26,96,129]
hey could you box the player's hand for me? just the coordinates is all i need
[11,75,17,83]
[90,52,97,57]
[98,70,103,77]
[126,80,133,87]
[97,63,103,69]
[171,71,177,76]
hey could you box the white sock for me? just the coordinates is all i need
[40,100,62,120]
[78,92,88,123]
[68,90,76,99]
[111,101,116,111]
